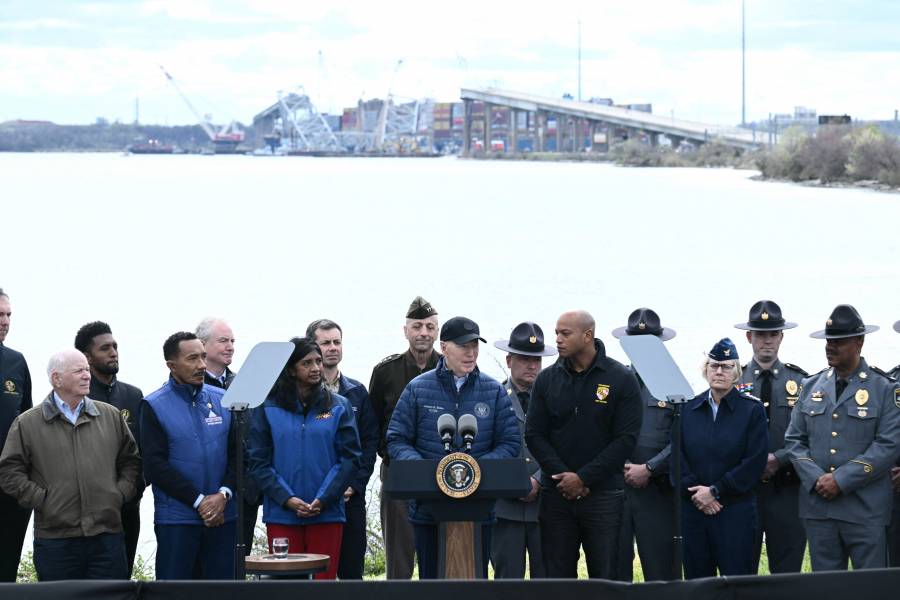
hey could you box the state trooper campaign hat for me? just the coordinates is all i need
[708,338,739,361]
[612,307,676,341]
[440,316,487,345]
[406,296,437,320]
[810,304,879,339]
[734,299,797,331]
[493,322,558,357]
[894,320,900,334]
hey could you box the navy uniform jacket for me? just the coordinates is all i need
[673,387,768,505]
[785,358,900,525]
[739,359,808,481]
[0,344,31,454]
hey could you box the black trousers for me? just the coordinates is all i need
[34,532,128,581]
[338,492,367,579]
[0,490,31,582]
[752,482,806,573]
[616,481,675,581]
[540,487,624,579]
[888,491,900,568]
[413,522,492,579]
[121,500,141,576]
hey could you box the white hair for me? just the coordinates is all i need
[195,317,228,343]
[46,348,85,384]
[700,356,743,384]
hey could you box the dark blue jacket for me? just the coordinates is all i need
[248,387,361,526]
[141,377,237,525]
[672,387,768,506]
[386,358,521,522]
[0,344,32,453]
[338,374,378,496]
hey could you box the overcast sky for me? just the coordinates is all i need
[2,0,899,127]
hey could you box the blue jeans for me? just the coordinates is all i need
[155,521,236,580]
[33,532,127,581]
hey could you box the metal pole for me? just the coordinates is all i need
[669,395,685,581]
[578,19,582,102]
[231,405,248,580]
[741,0,746,126]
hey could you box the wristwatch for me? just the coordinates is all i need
[645,463,653,473]
[709,484,721,500]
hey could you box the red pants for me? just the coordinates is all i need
[267,523,343,580]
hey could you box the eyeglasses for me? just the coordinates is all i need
[707,362,735,372]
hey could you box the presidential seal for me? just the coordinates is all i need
[436,452,482,499]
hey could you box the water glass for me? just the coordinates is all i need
[272,537,289,559]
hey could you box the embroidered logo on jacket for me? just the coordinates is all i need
[595,384,610,403]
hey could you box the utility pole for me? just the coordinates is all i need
[577,19,582,102]
[741,0,746,126]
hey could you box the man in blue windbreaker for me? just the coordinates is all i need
[387,315,521,579]
[141,331,237,580]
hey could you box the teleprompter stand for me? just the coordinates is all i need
[384,458,531,579]
[220,342,294,580]
[620,334,696,581]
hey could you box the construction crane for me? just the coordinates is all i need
[160,66,244,154]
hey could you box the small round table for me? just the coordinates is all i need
[244,553,330,580]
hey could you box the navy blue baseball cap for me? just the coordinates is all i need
[708,338,739,361]
[440,316,486,345]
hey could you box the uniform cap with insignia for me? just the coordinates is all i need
[708,338,739,361]
[611,307,676,341]
[493,321,558,357]
[809,304,879,339]
[406,296,437,320]
[734,300,797,331]
[893,319,900,334]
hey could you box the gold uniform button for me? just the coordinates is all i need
[831,431,838,437]
[832,413,839,419]
[830,449,837,455]
[829,466,836,472]
[864,465,872,473]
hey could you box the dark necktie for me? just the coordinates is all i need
[835,378,848,400]
[759,370,773,420]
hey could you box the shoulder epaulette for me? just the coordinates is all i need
[741,391,762,403]
[374,353,402,369]
[783,362,809,377]
[888,365,900,380]
[870,366,894,380]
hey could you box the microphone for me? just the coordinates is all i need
[437,413,457,454]
[457,414,478,453]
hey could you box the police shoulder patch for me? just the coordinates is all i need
[894,388,900,409]
[784,362,809,377]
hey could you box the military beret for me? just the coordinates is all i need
[407,296,437,320]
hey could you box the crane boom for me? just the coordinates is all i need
[160,66,217,141]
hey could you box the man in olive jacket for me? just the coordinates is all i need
[0,348,141,581]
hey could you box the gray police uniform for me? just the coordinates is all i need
[889,364,900,567]
[739,358,808,573]
[490,380,544,579]
[615,375,674,582]
[785,358,900,570]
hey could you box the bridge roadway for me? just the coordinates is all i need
[460,88,767,152]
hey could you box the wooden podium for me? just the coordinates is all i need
[383,457,531,579]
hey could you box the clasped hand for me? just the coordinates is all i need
[197,493,226,528]
[688,485,722,516]
[286,496,322,517]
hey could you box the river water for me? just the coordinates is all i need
[2,152,899,569]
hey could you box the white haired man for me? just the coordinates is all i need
[0,349,141,580]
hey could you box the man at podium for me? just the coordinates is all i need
[386,316,521,579]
